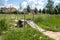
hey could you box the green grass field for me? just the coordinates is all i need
[34,14,60,32]
[0,14,54,40]
[1,25,53,40]
[0,14,60,32]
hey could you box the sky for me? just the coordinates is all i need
[0,0,60,10]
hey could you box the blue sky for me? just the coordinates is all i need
[0,0,60,10]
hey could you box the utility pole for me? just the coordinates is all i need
[41,9,42,14]
[32,11,34,21]
[24,11,25,27]
[19,3,26,27]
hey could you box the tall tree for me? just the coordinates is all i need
[54,5,59,14]
[39,9,41,13]
[46,0,54,14]
[27,5,31,13]
[34,7,38,14]
[57,4,60,14]
[20,4,22,12]
[54,4,60,14]
[42,9,46,14]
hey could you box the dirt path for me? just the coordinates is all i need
[27,21,60,40]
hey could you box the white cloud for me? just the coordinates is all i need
[26,0,45,10]
[5,4,19,9]
[5,0,8,2]
[22,1,27,9]
[1,0,8,1]
[0,0,8,7]
[53,0,60,3]
[21,0,60,10]
[53,0,60,6]
[1,0,60,10]
[1,0,8,3]
[1,0,8,6]
[5,0,8,4]
[0,6,4,7]
[0,0,19,9]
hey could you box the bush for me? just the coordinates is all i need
[0,19,8,35]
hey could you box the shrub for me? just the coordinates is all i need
[0,19,8,35]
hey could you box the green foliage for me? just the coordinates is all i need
[46,0,54,8]
[21,12,24,14]
[34,7,38,14]
[13,10,20,14]
[34,14,60,32]
[27,5,31,13]
[42,9,46,14]
[2,26,53,40]
[0,19,8,35]
[55,4,60,14]
[39,9,41,13]
[0,14,53,40]
[46,0,54,14]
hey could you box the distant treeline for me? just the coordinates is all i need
[0,0,60,14]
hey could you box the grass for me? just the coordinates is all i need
[0,19,9,35]
[0,14,60,32]
[1,25,53,40]
[0,14,54,40]
[0,14,33,20]
[34,14,60,32]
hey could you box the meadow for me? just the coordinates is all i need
[0,14,60,32]
[34,14,60,32]
[1,25,53,40]
[0,14,54,40]
[0,14,60,40]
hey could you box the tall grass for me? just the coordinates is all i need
[0,19,8,35]
[0,14,54,40]
[34,14,60,31]
[2,26,53,40]
[0,14,60,32]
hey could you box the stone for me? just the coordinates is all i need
[17,20,23,27]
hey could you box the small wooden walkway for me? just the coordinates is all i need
[27,21,60,40]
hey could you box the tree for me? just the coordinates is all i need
[54,4,60,14]
[42,9,46,14]
[39,9,41,13]
[57,4,60,14]
[34,7,38,14]
[46,0,54,14]
[54,6,58,14]
[27,5,31,13]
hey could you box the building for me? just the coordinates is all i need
[0,7,17,13]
